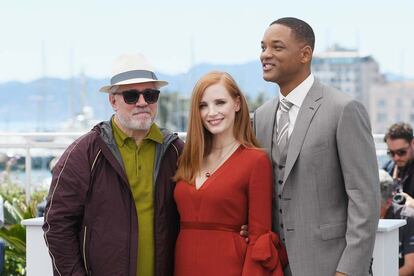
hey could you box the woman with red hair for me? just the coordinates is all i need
[174,71,286,275]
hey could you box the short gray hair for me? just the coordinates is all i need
[109,85,120,94]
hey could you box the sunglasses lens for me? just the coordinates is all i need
[143,89,160,104]
[397,150,407,156]
[118,89,160,104]
[122,90,139,104]
[388,149,408,157]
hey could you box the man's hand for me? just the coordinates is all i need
[402,192,414,208]
[334,272,347,276]
[400,252,414,276]
[240,225,248,243]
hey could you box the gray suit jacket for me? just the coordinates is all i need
[254,80,380,276]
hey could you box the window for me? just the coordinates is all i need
[396,98,403,108]
[377,113,387,122]
[377,99,386,108]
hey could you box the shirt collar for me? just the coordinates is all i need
[112,118,163,147]
[279,73,314,108]
[145,123,163,144]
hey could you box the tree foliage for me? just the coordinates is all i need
[0,181,47,276]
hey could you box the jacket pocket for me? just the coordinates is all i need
[301,141,329,155]
[320,222,346,240]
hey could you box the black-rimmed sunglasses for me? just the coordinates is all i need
[387,147,409,157]
[113,89,160,104]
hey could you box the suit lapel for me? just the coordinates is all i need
[283,81,323,184]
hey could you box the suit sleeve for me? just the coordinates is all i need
[252,110,258,135]
[242,152,284,276]
[335,100,380,275]
[42,141,90,276]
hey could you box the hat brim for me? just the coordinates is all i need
[99,78,168,93]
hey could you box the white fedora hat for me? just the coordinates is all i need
[99,53,168,93]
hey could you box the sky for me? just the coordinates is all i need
[0,0,413,83]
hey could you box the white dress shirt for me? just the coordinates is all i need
[277,73,315,137]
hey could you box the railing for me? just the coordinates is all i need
[21,216,406,276]
[0,132,384,203]
[0,131,187,203]
[0,132,85,203]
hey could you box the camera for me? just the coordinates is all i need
[393,193,406,205]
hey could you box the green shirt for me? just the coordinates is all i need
[112,119,163,276]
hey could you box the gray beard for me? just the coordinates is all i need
[116,110,156,131]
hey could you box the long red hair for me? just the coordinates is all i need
[174,71,259,183]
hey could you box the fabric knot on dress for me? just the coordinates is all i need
[251,231,288,271]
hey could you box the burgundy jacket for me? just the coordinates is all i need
[43,120,183,276]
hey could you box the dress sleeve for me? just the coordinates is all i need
[241,151,285,276]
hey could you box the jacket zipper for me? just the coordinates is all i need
[83,225,89,274]
[83,150,100,275]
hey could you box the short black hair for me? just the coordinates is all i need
[384,122,413,143]
[270,17,315,51]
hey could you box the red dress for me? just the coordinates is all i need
[174,146,284,276]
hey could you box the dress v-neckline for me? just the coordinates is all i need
[194,145,242,191]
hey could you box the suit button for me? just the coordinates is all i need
[278,195,282,199]
[279,209,282,214]
[282,238,285,242]
[278,165,284,169]
[280,223,284,228]
[278,180,283,184]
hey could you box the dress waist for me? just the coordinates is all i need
[180,221,240,232]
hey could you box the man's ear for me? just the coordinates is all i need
[300,45,313,64]
[109,94,117,111]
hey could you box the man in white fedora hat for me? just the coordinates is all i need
[43,53,184,276]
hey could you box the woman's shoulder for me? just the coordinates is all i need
[240,146,269,160]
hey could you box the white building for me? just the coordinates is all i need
[369,81,414,133]
[312,46,383,111]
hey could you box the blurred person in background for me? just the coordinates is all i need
[383,122,414,197]
[380,169,414,275]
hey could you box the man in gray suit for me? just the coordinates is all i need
[254,17,380,276]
